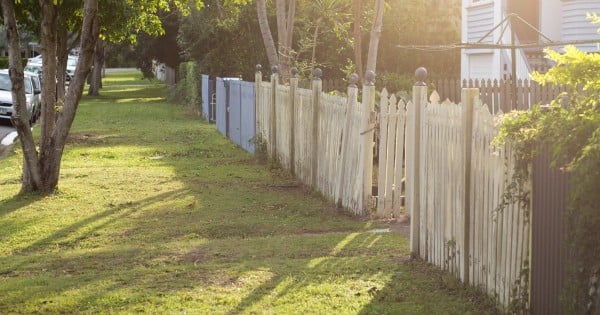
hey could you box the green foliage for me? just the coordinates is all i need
[0,57,28,69]
[178,1,266,80]
[495,45,600,314]
[379,0,461,78]
[176,0,461,81]
[168,61,201,112]
[104,42,137,67]
[376,71,414,94]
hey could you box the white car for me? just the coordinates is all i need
[27,54,77,81]
[66,56,78,81]
[0,70,42,124]
[27,55,43,65]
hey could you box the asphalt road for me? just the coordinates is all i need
[0,121,15,142]
[0,120,16,158]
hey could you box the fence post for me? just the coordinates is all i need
[255,65,262,144]
[270,66,279,157]
[361,70,376,214]
[461,87,479,285]
[311,68,322,188]
[409,67,427,258]
[289,68,298,176]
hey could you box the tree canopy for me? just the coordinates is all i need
[176,0,461,87]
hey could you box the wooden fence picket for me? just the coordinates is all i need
[238,67,536,310]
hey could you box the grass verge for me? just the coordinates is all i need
[0,71,499,314]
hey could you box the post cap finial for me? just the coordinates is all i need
[256,64,262,73]
[415,67,427,86]
[365,70,375,86]
[271,65,279,74]
[313,68,322,80]
[291,67,299,77]
[349,73,359,87]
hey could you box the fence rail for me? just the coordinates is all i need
[199,68,568,312]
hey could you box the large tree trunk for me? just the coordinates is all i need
[256,0,278,71]
[365,0,384,74]
[353,0,363,81]
[88,39,104,96]
[56,27,69,100]
[256,0,295,81]
[1,0,42,191]
[43,0,99,191]
[38,0,59,191]
[2,0,99,193]
[275,0,295,82]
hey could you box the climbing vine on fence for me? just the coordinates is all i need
[494,43,600,314]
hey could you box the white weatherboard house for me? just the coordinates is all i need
[461,0,600,81]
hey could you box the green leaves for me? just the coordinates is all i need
[497,35,600,314]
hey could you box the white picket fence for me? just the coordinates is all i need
[254,70,530,309]
[406,87,531,309]
[255,72,374,214]
[376,89,407,217]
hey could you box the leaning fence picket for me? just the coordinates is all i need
[407,84,531,310]
[218,67,536,310]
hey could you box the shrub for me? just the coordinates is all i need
[168,61,201,113]
[0,57,29,69]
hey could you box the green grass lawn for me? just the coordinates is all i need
[0,71,499,314]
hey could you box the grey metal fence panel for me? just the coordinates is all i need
[201,74,210,120]
[531,148,569,315]
[240,81,256,153]
[216,78,227,135]
[229,80,242,147]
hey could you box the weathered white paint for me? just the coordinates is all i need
[256,76,371,215]
[407,86,531,309]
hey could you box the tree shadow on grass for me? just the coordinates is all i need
[15,188,191,255]
[0,192,45,218]
[357,259,501,315]
[1,228,395,313]
[223,232,401,314]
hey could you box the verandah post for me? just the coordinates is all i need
[289,68,299,176]
[409,67,427,258]
[461,87,479,285]
[361,71,376,214]
[311,68,322,188]
[270,66,279,158]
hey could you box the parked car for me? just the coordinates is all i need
[27,54,42,65]
[26,54,77,81]
[66,56,77,81]
[0,70,42,124]
[24,64,42,78]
